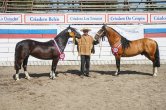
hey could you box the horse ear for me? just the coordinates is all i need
[68,25,71,28]
[103,23,107,28]
[102,23,108,30]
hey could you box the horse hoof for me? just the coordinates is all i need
[52,77,56,80]
[153,73,157,77]
[15,78,20,81]
[50,76,56,79]
[15,77,20,81]
[114,72,119,76]
[25,77,31,80]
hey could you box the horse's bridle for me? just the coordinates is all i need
[95,29,105,40]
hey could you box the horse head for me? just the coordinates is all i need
[94,24,107,41]
[67,25,81,39]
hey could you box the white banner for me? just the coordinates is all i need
[108,14,148,24]
[0,13,166,24]
[150,13,166,23]
[67,14,106,24]
[24,14,65,24]
[0,14,22,24]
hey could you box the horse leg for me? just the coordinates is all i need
[144,53,158,77]
[145,54,158,76]
[23,56,30,79]
[15,69,20,81]
[50,58,59,79]
[152,57,158,77]
[152,55,159,77]
[153,67,158,77]
[115,57,121,76]
[153,43,160,77]
[14,59,23,81]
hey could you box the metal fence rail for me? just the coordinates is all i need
[0,0,166,13]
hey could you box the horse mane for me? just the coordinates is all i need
[55,28,68,39]
[55,27,76,39]
[110,27,131,50]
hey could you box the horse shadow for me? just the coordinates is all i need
[13,70,82,79]
[13,69,152,79]
[13,72,50,79]
[91,70,152,76]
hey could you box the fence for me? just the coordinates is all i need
[0,0,166,13]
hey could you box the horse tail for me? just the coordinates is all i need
[14,42,22,70]
[154,42,160,67]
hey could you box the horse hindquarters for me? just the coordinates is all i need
[143,39,160,67]
[14,42,23,80]
[143,39,160,76]
[14,41,30,80]
[14,43,23,70]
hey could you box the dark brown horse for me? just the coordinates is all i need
[94,24,160,76]
[14,26,81,80]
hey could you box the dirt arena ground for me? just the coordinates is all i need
[0,64,166,110]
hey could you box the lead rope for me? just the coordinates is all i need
[72,37,75,55]
[99,39,102,58]
[96,31,104,58]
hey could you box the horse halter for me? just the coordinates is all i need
[95,29,105,40]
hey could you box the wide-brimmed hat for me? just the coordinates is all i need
[80,28,91,32]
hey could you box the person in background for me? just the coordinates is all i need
[75,28,98,77]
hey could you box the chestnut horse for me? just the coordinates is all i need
[94,25,160,76]
[14,26,81,80]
